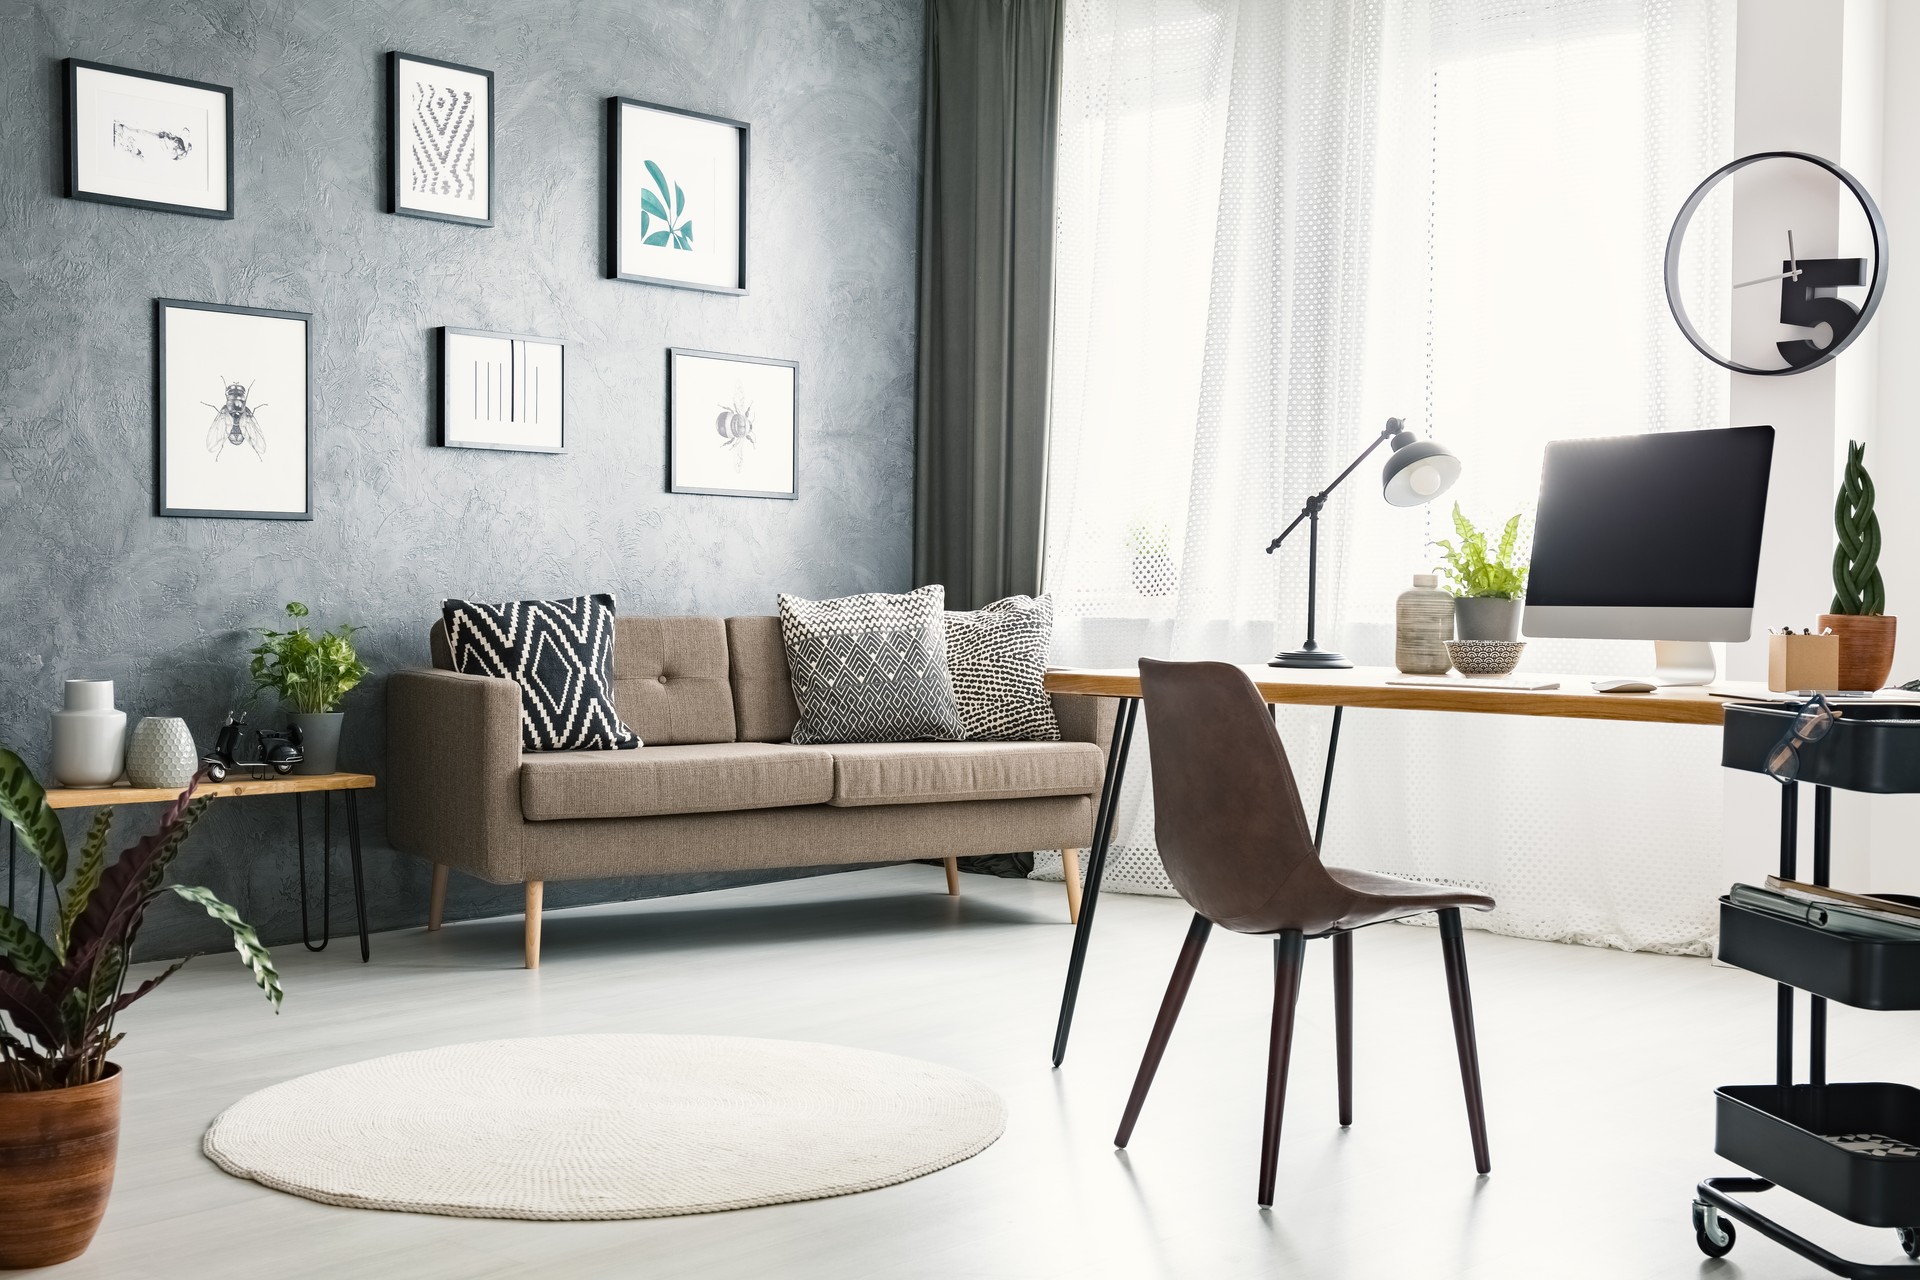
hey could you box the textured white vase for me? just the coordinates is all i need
[126,717,199,789]
[51,680,127,788]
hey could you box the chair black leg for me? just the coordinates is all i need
[1115,913,1212,1147]
[1333,929,1353,1127]
[1259,929,1307,1207]
[1438,908,1491,1175]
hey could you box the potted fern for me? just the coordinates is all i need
[0,750,281,1268]
[1433,504,1531,641]
[249,601,369,775]
[1819,441,1897,690]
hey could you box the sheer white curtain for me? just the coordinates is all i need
[1038,0,1735,954]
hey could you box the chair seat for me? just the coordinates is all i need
[1322,866,1496,932]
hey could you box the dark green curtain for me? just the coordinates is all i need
[913,0,1064,611]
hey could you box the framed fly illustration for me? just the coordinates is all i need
[667,349,795,499]
[155,299,311,519]
[609,99,748,293]
[388,52,493,226]
[65,59,233,219]
[436,327,565,452]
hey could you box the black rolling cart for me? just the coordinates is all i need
[1695,702,1920,1276]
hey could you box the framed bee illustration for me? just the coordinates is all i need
[155,299,312,519]
[667,348,796,499]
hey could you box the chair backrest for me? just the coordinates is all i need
[1138,658,1338,929]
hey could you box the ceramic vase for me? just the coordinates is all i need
[1395,574,1454,674]
[290,712,344,776]
[51,681,126,789]
[125,717,198,790]
[1817,613,1898,691]
[1454,596,1522,643]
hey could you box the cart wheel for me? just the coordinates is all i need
[1899,1227,1920,1260]
[1692,1201,1735,1258]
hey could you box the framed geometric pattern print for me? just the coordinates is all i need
[388,51,493,226]
[65,59,233,219]
[608,98,748,293]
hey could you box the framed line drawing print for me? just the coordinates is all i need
[155,299,311,519]
[609,98,748,293]
[437,327,565,453]
[66,59,233,218]
[667,349,795,499]
[389,51,493,226]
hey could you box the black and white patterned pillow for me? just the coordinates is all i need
[778,585,966,744]
[945,595,1061,741]
[441,594,641,752]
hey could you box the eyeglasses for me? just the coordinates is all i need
[1764,694,1836,782]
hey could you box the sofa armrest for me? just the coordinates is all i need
[385,668,527,884]
[1052,693,1115,755]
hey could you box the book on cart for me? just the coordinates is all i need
[1727,879,1920,942]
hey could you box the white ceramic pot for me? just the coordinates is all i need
[51,680,127,788]
[125,717,199,789]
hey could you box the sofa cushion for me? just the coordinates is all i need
[778,586,965,744]
[824,740,1104,807]
[442,595,641,752]
[611,616,736,744]
[725,616,802,743]
[520,742,833,821]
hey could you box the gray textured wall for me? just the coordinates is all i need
[0,0,923,958]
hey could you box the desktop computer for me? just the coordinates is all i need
[1523,425,1775,686]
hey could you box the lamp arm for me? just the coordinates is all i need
[1264,418,1405,554]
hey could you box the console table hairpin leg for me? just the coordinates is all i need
[6,827,49,932]
[294,790,371,962]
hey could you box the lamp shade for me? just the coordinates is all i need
[1382,436,1461,507]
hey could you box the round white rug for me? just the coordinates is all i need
[203,1034,1005,1220]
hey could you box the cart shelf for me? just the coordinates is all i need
[1719,895,1920,1011]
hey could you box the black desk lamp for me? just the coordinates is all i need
[1264,418,1462,668]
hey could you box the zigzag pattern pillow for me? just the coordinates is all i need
[946,594,1061,741]
[441,594,641,752]
[778,585,965,744]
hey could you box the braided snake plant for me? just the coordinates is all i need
[1832,440,1886,616]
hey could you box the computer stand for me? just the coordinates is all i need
[1652,640,1717,687]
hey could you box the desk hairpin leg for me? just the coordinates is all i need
[1051,696,1139,1067]
[294,792,373,962]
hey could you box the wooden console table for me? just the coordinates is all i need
[10,772,378,962]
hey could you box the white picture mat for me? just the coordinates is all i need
[671,355,795,496]
[618,104,743,288]
[395,57,490,218]
[444,332,563,448]
[74,66,226,210]
[161,306,307,515]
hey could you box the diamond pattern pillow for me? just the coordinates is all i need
[441,594,641,752]
[778,585,965,744]
[945,594,1061,741]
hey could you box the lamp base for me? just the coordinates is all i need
[1268,646,1353,670]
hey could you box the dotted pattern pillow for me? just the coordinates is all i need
[946,595,1062,741]
[778,586,965,745]
[441,594,641,752]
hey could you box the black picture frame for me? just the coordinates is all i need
[387,51,495,227]
[65,58,234,219]
[608,98,750,294]
[667,348,798,499]
[155,298,313,520]
[436,326,567,453]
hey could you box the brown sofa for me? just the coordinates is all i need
[386,615,1111,966]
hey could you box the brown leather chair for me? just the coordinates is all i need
[1118,658,1496,1207]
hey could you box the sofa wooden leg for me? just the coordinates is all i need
[1061,848,1084,924]
[524,881,544,969]
[943,856,961,897]
[428,863,449,932]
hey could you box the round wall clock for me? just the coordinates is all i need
[1664,150,1888,376]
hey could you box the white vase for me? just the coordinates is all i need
[125,717,199,789]
[51,680,127,788]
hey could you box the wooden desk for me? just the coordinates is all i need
[21,772,377,961]
[1044,665,1754,1065]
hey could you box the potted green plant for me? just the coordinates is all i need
[1433,504,1530,641]
[1819,440,1897,691]
[0,751,281,1268]
[250,601,370,776]
[1125,520,1177,597]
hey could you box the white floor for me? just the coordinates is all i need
[45,864,1920,1279]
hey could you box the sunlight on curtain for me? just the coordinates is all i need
[1038,0,1735,954]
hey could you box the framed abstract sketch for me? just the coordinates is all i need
[667,349,795,499]
[388,52,493,226]
[65,59,232,218]
[436,327,565,453]
[609,99,748,293]
[155,299,311,520]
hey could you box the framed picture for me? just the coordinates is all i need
[437,327,565,453]
[389,52,493,226]
[609,99,748,293]
[668,349,796,499]
[65,59,232,218]
[155,299,311,520]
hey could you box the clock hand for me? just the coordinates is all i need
[1788,229,1796,276]
[1733,267,1805,289]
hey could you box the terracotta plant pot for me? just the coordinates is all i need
[0,1065,121,1268]
[1818,613,1899,692]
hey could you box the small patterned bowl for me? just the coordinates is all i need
[1445,639,1526,677]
